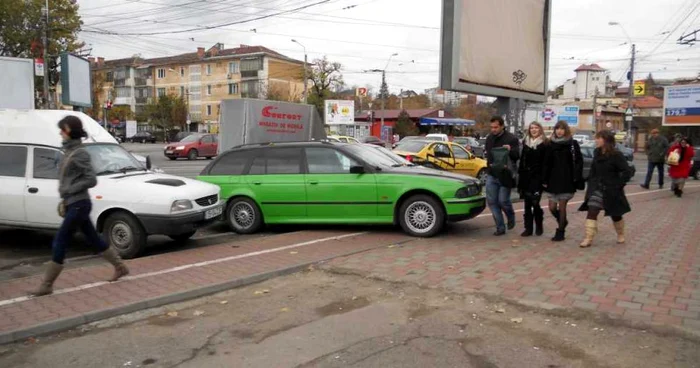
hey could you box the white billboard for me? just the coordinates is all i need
[324,100,355,125]
[440,0,551,102]
[0,57,35,109]
[60,53,92,108]
[525,105,580,127]
[663,84,700,126]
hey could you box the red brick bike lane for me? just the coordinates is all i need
[0,230,412,344]
[325,186,700,335]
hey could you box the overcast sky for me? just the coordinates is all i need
[76,0,700,95]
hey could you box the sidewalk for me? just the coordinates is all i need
[0,230,410,344]
[325,187,700,335]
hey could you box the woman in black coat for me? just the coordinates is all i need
[542,121,584,242]
[518,122,547,237]
[578,130,632,248]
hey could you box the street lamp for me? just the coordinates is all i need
[365,53,398,143]
[609,21,636,137]
[291,39,308,104]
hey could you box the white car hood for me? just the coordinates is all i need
[96,171,219,204]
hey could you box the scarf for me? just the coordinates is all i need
[524,135,544,149]
[551,136,571,144]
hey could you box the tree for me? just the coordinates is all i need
[394,109,418,137]
[306,56,344,114]
[0,0,84,104]
[107,106,134,122]
[143,95,188,131]
[85,71,105,120]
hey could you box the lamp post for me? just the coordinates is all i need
[365,53,398,143]
[291,39,308,104]
[609,21,635,136]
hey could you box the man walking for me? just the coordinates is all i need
[641,129,669,189]
[484,116,520,236]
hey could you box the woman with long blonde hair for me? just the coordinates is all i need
[517,122,547,236]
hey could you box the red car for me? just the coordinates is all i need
[164,133,218,160]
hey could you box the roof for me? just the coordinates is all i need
[574,63,606,72]
[356,109,450,120]
[621,96,664,109]
[93,57,143,71]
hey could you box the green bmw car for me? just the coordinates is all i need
[197,141,485,237]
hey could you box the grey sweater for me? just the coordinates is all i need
[59,139,97,206]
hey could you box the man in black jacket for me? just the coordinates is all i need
[484,116,520,236]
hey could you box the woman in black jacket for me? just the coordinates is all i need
[578,130,632,247]
[518,122,547,237]
[542,121,584,242]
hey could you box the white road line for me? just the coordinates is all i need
[475,185,700,219]
[0,232,367,307]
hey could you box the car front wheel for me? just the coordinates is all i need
[398,195,445,237]
[188,149,198,160]
[104,212,147,259]
[227,197,263,234]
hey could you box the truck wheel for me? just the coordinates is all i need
[227,197,263,234]
[104,212,147,259]
[188,149,198,160]
[169,230,197,242]
[398,195,444,237]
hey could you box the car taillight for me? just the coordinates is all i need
[405,155,413,162]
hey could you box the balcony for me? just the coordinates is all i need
[134,77,152,86]
[135,97,152,105]
[114,97,134,106]
[241,70,259,79]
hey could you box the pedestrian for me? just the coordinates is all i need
[484,116,520,236]
[578,130,632,247]
[641,128,669,189]
[668,137,695,198]
[31,116,130,297]
[518,122,547,237]
[542,120,584,242]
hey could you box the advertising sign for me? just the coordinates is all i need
[324,100,355,125]
[633,80,645,96]
[34,59,44,77]
[531,105,579,127]
[126,121,137,138]
[356,87,368,97]
[0,57,35,109]
[663,84,700,126]
[440,0,551,102]
[60,53,92,108]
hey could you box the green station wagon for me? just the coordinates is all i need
[197,142,485,237]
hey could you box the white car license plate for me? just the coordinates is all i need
[165,150,174,154]
[205,206,223,219]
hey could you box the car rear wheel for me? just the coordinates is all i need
[398,195,444,237]
[188,149,198,160]
[169,230,197,242]
[104,212,147,259]
[227,197,263,234]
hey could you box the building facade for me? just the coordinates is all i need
[562,64,608,100]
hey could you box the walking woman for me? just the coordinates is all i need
[518,122,547,237]
[668,137,695,198]
[578,130,632,247]
[542,121,584,242]
[32,116,129,296]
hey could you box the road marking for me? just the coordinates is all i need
[476,185,699,219]
[0,232,367,307]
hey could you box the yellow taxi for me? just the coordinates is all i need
[393,139,488,182]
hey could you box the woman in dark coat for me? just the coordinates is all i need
[542,121,584,242]
[578,130,632,248]
[518,122,547,237]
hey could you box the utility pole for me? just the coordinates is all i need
[592,87,598,131]
[626,43,636,135]
[291,39,308,104]
[42,0,50,109]
[380,70,386,140]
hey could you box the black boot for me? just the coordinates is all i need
[550,208,560,223]
[534,208,544,236]
[678,189,683,198]
[551,228,566,242]
[521,212,533,237]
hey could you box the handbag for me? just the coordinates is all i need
[667,150,680,166]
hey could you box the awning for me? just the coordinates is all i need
[419,117,475,126]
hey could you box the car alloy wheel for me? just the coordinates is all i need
[404,201,437,234]
[230,201,256,230]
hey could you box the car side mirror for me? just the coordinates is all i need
[349,165,365,174]
[146,155,152,170]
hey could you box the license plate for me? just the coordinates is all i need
[165,150,174,154]
[205,206,223,219]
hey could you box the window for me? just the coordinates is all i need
[206,64,212,75]
[206,105,212,116]
[115,87,131,98]
[0,146,27,177]
[228,61,239,74]
[432,143,452,159]
[33,148,63,180]
[228,83,239,95]
[453,146,471,160]
[157,68,165,79]
[202,135,214,144]
[305,148,357,174]
[240,58,263,71]
[180,86,185,97]
[105,72,114,82]
[247,148,302,175]
[207,85,212,96]
[180,67,185,77]
[157,88,166,97]
[209,150,253,175]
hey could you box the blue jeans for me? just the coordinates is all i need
[485,175,515,232]
[643,161,664,187]
[52,200,108,264]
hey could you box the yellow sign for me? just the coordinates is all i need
[633,81,645,96]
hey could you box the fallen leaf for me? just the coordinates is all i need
[25,337,37,344]
[289,251,298,254]
[166,311,179,317]
[387,244,397,248]
[533,347,540,350]
[495,308,506,314]
[254,289,271,295]
[280,307,289,312]
[352,296,358,300]
[510,317,523,324]
[193,310,205,317]
[570,323,577,327]
[220,300,228,305]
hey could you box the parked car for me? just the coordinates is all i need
[425,133,449,142]
[129,131,157,143]
[393,140,488,183]
[392,135,421,149]
[580,145,636,180]
[453,137,485,158]
[690,146,700,180]
[164,133,219,160]
[361,136,386,147]
[329,135,360,144]
[0,110,223,258]
[362,144,414,167]
[615,143,634,162]
[573,134,590,145]
[198,141,484,237]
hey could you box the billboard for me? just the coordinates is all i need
[60,53,92,108]
[0,57,35,109]
[526,105,579,127]
[663,84,700,126]
[440,0,551,102]
[324,100,354,125]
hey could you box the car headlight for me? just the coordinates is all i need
[175,146,185,150]
[171,199,193,212]
[455,183,481,198]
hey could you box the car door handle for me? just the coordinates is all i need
[28,187,39,194]
[252,181,262,185]
[308,181,319,185]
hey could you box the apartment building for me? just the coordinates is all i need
[82,43,305,132]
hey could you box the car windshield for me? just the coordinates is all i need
[344,144,406,168]
[180,134,202,143]
[369,146,413,166]
[394,140,429,153]
[83,144,146,175]
[424,136,444,141]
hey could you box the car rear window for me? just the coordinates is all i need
[208,150,253,175]
[248,148,303,175]
[394,141,428,153]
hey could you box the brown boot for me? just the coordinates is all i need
[613,219,625,244]
[30,262,64,297]
[579,220,597,248]
[101,247,130,282]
